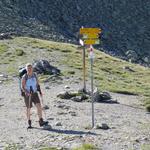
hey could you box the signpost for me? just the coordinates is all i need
[79,39,86,92]
[79,27,101,128]
[89,45,95,128]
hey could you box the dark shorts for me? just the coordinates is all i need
[24,92,40,108]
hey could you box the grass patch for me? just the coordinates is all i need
[7,65,17,74]
[145,104,150,112]
[15,48,25,56]
[144,96,150,112]
[111,90,138,95]
[141,144,150,150]
[4,144,18,150]
[84,125,93,130]
[67,71,75,74]
[73,144,98,150]
[62,70,75,76]
[60,49,72,53]
[39,147,58,150]
[38,75,50,82]
[0,44,8,54]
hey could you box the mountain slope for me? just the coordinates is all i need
[0,37,150,149]
[0,0,150,66]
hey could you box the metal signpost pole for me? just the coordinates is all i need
[79,38,86,92]
[89,45,94,128]
[79,27,101,128]
[83,46,86,92]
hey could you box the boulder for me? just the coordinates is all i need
[33,59,60,75]
[0,33,13,40]
[94,90,111,102]
[57,91,73,99]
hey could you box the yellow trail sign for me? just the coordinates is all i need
[84,39,100,45]
[80,28,101,34]
[83,33,99,39]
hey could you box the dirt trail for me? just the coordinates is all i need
[0,77,150,150]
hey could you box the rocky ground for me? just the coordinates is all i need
[0,74,150,150]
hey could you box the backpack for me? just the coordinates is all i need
[19,67,38,96]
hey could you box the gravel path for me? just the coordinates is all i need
[0,76,150,150]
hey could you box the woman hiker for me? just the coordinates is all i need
[21,63,48,128]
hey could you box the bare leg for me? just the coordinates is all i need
[35,103,48,126]
[27,108,31,120]
[35,103,42,119]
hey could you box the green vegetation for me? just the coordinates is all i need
[0,44,8,54]
[39,147,58,150]
[7,64,18,74]
[4,144,18,150]
[84,125,93,130]
[73,144,98,150]
[0,37,150,111]
[145,104,150,112]
[39,144,98,150]
[15,48,25,56]
[62,70,75,76]
[38,74,51,82]
[141,144,150,150]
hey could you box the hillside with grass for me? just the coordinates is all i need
[0,37,150,150]
[0,37,150,111]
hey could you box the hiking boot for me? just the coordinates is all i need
[39,118,48,127]
[27,120,32,128]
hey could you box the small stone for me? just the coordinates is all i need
[65,85,70,89]
[45,86,50,89]
[64,106,70,110]
[43,124,52,129]
[135,139,140,143]
[47,117,54,120]
[69,111,75,114]
[57,104,65,108]
[96,123,110,130]
[71,112,77,116]
[57,91,73,99]
[43,105,49,110]
[69,111,77,116]
[71,96,82,102]
[57,147,64,150]
[55,122,62,126]
[142,137,148,141]
[57,112,67,115]
[0,74,4,77]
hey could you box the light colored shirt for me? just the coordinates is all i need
[23,74,37,93]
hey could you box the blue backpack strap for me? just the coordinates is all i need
[24,73,28,82]
[24,73,37,82]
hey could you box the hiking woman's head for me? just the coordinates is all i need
[26,63,33,75]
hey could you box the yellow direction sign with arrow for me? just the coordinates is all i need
[80,28,101,34]
[82,33,99,39]
[84,39,100,45]
[79,28,101,45]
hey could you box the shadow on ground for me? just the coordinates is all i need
[27,127,97,135]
